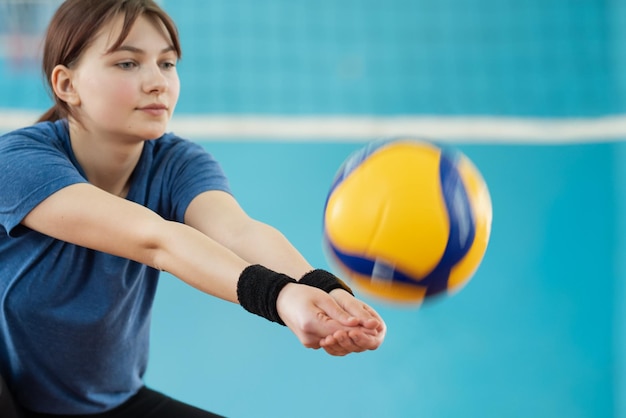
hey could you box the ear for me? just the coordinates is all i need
[51,65,81,106]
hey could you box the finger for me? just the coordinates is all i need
[329,291,382,329]
[348,329,383,351]
[361,316,382,330]
[303,339,322,350]
[297,311,354,351]
[366,308,387,335]
[311,305,379,344]
[329,331,359,353]
[316,298,360,327]
[353,304,385,330]
[320,335,349,356]
[333,329,370,354]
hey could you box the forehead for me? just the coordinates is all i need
[94,13,174,52]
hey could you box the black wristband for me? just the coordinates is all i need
[299,269,354,296]
[237,264,297,326]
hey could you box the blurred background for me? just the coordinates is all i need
[0,0,623,417]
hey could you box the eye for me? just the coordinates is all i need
[160,61,177,70]
[116,61,137,70]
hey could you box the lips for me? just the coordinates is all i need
[138,103,168,116]
[139,103,167,110]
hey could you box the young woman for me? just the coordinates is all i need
[0,0,386,416]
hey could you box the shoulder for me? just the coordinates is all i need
[140,132,228,186]
[0,120,69,150]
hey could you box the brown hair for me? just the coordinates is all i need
[37,0,182,123]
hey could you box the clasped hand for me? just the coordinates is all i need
[276,283,386,356]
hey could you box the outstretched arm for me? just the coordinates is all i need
[184,190,386,354]
[23,183,246,301]
[22,184,384,354]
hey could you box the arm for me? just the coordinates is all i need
[183,190,313,278]
[22,183,246,302]
[184,190,386,354]
[22,184,381,353]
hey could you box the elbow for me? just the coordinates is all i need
[133,216,172,271]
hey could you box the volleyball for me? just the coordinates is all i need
[323,138,492,305]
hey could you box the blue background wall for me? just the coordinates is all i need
[0,0,622,417]
[146,141,617,418]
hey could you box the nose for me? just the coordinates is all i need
[143,64,168,94]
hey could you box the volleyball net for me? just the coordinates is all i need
[1,0,625,142]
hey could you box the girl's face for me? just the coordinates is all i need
[68,14,180,141]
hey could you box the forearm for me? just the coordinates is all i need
[22,183,250,303]
[151,200,386,355]
[222,219,313,279]
[184,191,314,279]
[152,219,249,302]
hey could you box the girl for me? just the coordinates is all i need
[0,0,386,416]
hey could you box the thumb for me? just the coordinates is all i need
[316,297,360,327]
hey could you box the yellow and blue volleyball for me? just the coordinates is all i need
[323,138,492,305]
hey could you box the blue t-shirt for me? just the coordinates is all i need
[0,120,231,414]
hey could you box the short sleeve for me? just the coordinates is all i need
[169,140,231,222]
[0,129,88,236]
[140,135,231,222]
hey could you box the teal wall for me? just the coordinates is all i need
[146,141,617,418]
[0,0,622,416]
[615,142,626,418]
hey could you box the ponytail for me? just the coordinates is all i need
[37,105,63,123]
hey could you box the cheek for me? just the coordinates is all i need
[82,77,137,119]
[107,79,138,105]
[168,75,181,102]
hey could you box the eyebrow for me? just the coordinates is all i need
[110,45,177,55]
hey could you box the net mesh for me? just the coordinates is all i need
[0,0,622,118]
[0,0,61,70]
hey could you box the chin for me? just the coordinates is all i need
[139,127,168,140]
[144,132,166,140]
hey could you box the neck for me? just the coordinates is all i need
[69,124,144,198]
